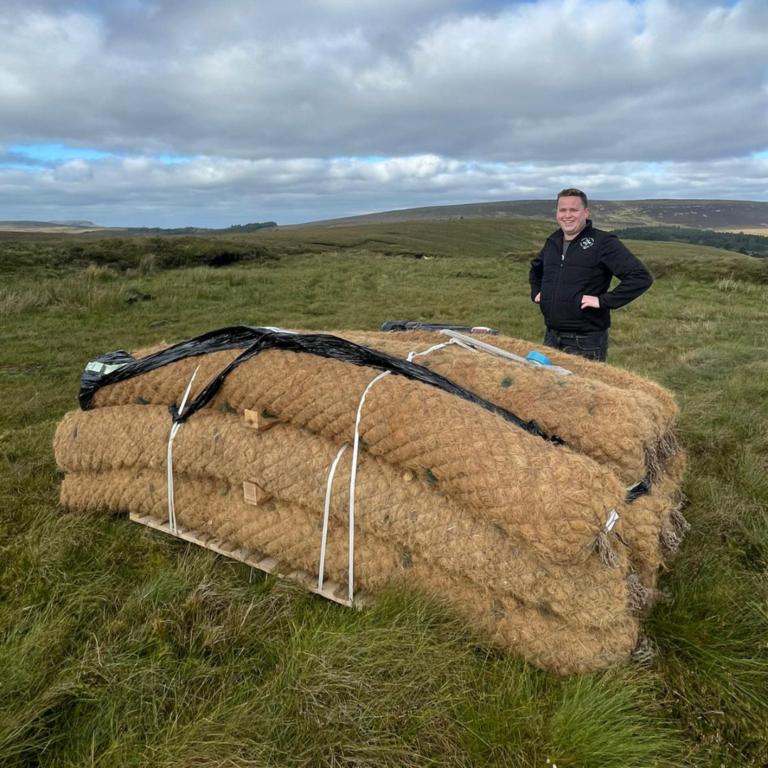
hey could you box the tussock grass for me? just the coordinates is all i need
[0,269,126,315]
[0,234,278,278]
[715,274,768,300]
[1,219,767,766]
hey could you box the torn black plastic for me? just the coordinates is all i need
[626,478,651,502]
[78,326,558,442]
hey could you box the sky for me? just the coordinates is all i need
[0,0,766,227]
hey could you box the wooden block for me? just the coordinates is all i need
[287,570,312,587]
[256,556,278,572]
[244,409,281,431]
[243,481,271,506]
[333,583,351,600]
[320,580,340,595]
[245,549,267,565]
[143,517,166,533]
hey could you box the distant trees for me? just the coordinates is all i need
[223,222,277,233]
[612,226,768,258]
[125,221,277,235]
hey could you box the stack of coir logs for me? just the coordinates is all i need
[54,328,686,675]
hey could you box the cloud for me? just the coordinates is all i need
[1,0,766,162]
[0,0,766,223]
[0,146,47,167]
[1,153,765,226]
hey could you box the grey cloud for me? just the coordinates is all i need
[0,147,47,166]
[0,154,765,226]
[54,159,95,181]
[0,0,765,163]
[1,0,766,225]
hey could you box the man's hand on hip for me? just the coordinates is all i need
[534,292,541,303]
[581,295,600,309]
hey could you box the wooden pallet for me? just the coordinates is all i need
[129,512,369,609]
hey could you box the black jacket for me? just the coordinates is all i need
[528,221,652,332]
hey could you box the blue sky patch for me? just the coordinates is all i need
[8,144,117,162]
[4,144,199,166]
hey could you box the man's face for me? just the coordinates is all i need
[556,196,590,239]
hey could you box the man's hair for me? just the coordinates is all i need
[556,188,588,208]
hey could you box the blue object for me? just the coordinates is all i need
[526,350,552,366]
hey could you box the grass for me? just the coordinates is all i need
[1,219,767,766]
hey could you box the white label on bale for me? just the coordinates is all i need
[85,361,128,375]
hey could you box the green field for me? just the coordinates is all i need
[1,219,767,767]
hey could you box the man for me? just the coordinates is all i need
[528,189,652,362]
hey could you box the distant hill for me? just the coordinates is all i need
[3,200,767,235]
[0,220,108,234]
[120,222,277,235]
[0,220,276,235]
[293,199,768,232]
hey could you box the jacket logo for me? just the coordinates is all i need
[580,237,595,249]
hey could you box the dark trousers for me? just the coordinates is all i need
[544,328,609,362]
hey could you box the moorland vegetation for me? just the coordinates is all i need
[1,219,767,767]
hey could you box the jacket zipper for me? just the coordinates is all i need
[552,235,565,299]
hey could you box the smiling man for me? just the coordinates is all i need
[528,188,653,362]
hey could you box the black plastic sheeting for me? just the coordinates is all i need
[79,350,136,401]
[380,320,499,334]
[79,326,556,442]
[625,479,651,503]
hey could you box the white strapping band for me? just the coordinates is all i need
[317,442,349,592]
[347,370,391,603]
[407,341,449,362]
[319,339,480,605]
[406,337,477,363]
[166,365,200,535]
[318,369,392,606]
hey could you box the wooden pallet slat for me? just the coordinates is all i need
[129,512,368,609]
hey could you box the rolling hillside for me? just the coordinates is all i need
[293,199,768,232]
[2,199,768,236]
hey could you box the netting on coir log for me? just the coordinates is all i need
[54,326,686,673]
[337,330,687,592]
[373,326,679,420]
[84,343,630,566]
[124,330,687,594]
[59,467,639,675]
[462,332,681,482]
[335,331,668,485]
[54,405,632,629]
